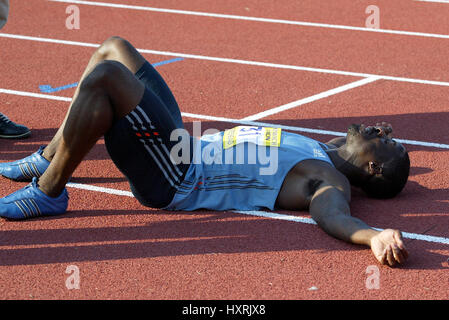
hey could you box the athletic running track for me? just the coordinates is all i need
[0,0,448,300]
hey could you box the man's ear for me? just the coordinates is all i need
[368,161,383,175]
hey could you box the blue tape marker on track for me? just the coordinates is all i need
[38,57,184,93]
[39,82,78,93]
[152,57,184,67]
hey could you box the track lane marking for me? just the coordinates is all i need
[415,0,449,3]
[242,76,380,121]
[2,87,449,149]
[47,0,449,40]
[0,88,72,101]
[64,182,449,245]
[2,32,449,87]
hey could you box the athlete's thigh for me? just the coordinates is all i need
[101,37,184,128]
[104,87,191,208]
[134,61,184,129]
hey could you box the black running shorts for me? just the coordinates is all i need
[104,61,191,208]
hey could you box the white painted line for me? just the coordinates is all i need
[48,0,449,40]
[400,231,449,245]
[66,182,134,197]
[0,32,101,48]
[415,0,449,3]
[0,88,72,102]
[371,228,449,245]
[182,112,347,137]
[3,81,445,149]
[181,112,449,149]
[234,210,317,225]
[63,182,449,245]
[3,32,449,88]
[2,87,449,149]
[242,76,380,121]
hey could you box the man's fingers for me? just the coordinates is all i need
[378,249,387,265]
[391,244,405,264]
[393,232,409,259]
[377,246,406,266]
[373,230,409,266]
[393,231,405,249]
[386,245,396,266]
[399,245,409,260]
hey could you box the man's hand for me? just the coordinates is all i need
[370,229,408,266]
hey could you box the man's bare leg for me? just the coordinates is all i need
[0,60,145,218]
[42,36,146,161]
[39,60,145,197]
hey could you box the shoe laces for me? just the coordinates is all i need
[31,177,39,188]
[0,113,12,124]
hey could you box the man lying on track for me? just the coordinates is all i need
[0,37,410,266]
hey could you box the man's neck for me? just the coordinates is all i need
[324,137,346,149]
[325,146,367,187]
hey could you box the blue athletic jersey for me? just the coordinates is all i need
[163,128,334,211]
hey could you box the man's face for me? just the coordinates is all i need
[345,124,406,170]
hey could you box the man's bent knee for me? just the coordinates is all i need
[81,60,125,90]
[97,36,133,61]
[80,60,145,119]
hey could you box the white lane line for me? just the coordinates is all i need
[2,87,449,150]
[0,33,100,47]
[242,76,380,121]
[180,112,449,149]
[66,182,134,197]
[48,0,449,40]
[3,32,449,88]
[0,88,72,102]
[64,182,449,245]
[415,0,449,3]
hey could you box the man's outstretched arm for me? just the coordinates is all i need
[309,183,408,266]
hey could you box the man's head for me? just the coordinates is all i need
[342,123,410,198]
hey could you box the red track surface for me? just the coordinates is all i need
[0,0,448,300]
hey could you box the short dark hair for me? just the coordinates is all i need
[361,152,410,199]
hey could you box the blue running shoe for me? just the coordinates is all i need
[0,146,50,181]
[0,177,69,220]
